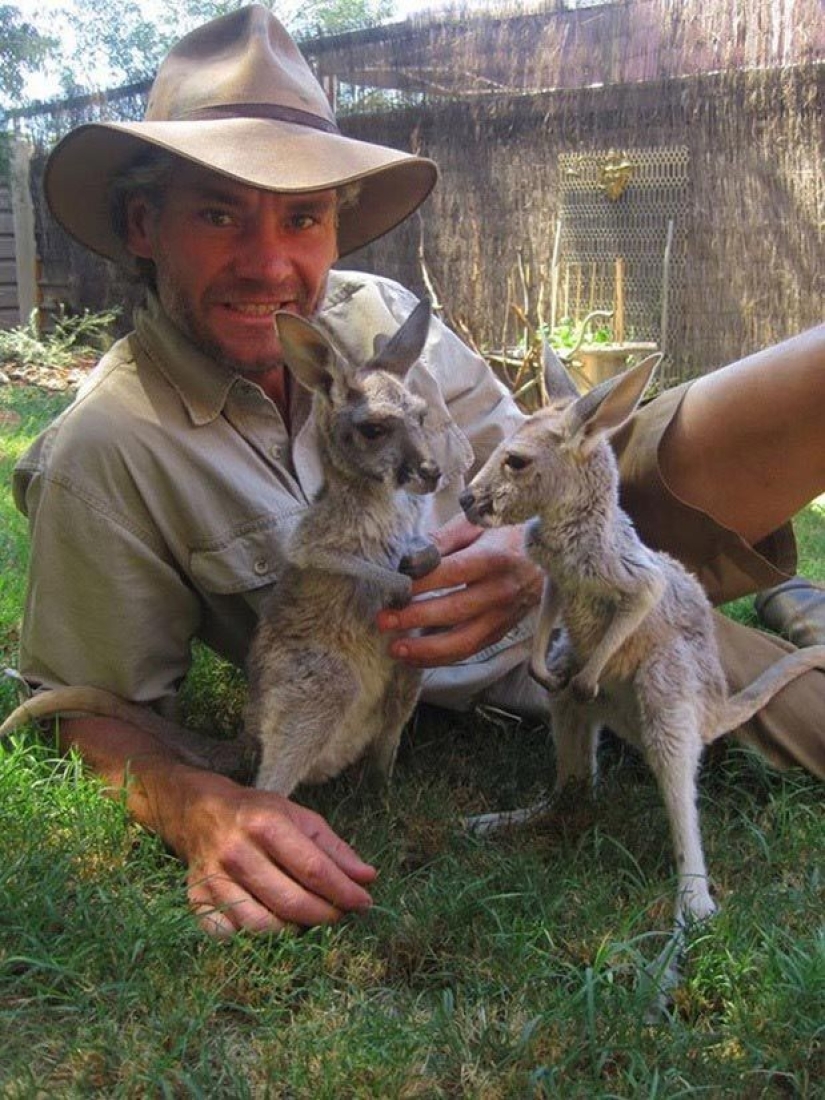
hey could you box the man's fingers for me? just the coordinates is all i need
[188,868,291,937]
[383,574,529,634]
[229,847,352,927]
[429,513,483,557]
[249,811,375,916]
[408,542,513,597]
[181,789,376,938]
[390,615,498,666]
[290,806,378,886]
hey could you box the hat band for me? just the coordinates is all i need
[185,102,340,134]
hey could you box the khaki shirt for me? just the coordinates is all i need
[14,271,533,708]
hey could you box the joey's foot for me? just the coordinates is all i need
[677,890,718,928]
[570,672,599,703]
[463,793,556,836]
[398,542,441,579]
[207,739,261,785]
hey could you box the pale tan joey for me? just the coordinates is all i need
[460,345,825,929]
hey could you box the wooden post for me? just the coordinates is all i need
[575,263,582,322]
[660,219,674,358]
[616,257,624,343]
[7,139,37,328]
[549,217,562,332]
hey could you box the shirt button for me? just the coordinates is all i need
[254,558,269,575]
[270,443,283,459]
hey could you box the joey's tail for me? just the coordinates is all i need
[0,686,257,782]
[714,644,825,739]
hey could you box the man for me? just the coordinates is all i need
[11,6,824,938]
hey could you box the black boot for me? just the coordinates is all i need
[754,576,825,648]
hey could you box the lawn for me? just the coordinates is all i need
[0,380,822,1098]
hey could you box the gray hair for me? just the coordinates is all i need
[109,150,176,284]
[110,150,176,246]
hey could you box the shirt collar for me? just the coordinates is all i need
[131,277,369,427]
[132,293,239,426]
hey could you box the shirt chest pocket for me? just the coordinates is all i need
[188,517,301,595]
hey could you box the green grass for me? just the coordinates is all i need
[1,382,823,1098]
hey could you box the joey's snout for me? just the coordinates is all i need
[419,459,441,493]
[401,458,441,494]
[459,486,495,526]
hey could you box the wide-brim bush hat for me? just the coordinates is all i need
[44,3,438,262]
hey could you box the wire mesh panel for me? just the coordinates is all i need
[556,146,690,383]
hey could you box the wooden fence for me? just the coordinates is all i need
[3,2,823,381]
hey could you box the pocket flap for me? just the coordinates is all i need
[190,516,301,594]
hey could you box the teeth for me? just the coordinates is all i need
[230,303,278,316]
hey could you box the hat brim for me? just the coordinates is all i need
[44,117,438,262]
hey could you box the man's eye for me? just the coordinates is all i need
[357,422,388,440]
[201,209,234,227]
[291,214,318,230]
[504,453,531,471]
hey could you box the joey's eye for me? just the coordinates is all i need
[357,422,388,440]
[504,453,531,471]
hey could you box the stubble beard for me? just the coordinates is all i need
[161,277,327,376]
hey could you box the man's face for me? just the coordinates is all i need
[125,161,339,373]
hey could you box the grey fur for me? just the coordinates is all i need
[460,346,825,929]
[245,297,440,792]
[0,299,441,795]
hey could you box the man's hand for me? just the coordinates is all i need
[58,716,376,938]
[376,514,543,667]
[178,773,376,937]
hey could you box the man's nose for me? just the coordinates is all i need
[237,211,294,278]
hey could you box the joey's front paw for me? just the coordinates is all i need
[529,662,571,694]
[385,576,413,610]
[570,672,599,703]
[398,542,441,580]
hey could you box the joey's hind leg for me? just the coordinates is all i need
[550,693,600,792]
[463,687,598,836]
[636,667,716,926]
[247,652,358,795]
[366,672,421,785]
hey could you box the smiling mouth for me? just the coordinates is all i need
[223,302,285,318]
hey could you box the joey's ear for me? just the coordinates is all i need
[541,341,580,401]
[564,353,662,454]
[275,312,340,396]
[369,297,431,378]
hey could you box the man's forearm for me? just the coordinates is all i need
[57,715,217,859]
[52,715,377,937]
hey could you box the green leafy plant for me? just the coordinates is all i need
[0,306,120,370]
[542,316,614,354]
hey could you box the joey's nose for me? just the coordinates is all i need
[459,489,475,513]
[421,460,441,490]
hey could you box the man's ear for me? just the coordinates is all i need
[124,195,157,260]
